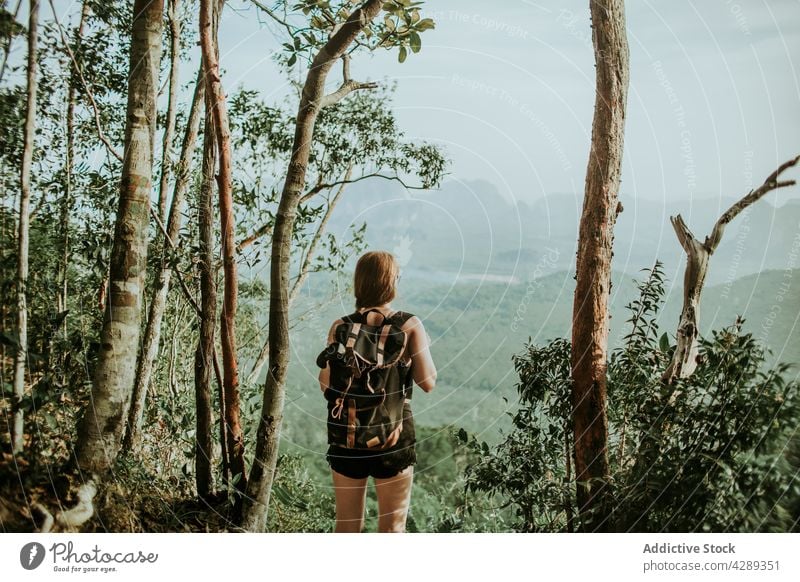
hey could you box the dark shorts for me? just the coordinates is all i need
[327,442,416,479]
[326,403,416,479]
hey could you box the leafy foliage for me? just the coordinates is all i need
[265,0,436,68]
[464,263,800,532]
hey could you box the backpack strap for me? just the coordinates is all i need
[341,311,361,324]
[387,310,415,327]
[345,309,414,326]
[387,311,416,399]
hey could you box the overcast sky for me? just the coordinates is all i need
[208,0,800,205]
[37,1,800,205]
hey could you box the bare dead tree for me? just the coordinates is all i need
[620,156,800,532]
[664,155,800,386]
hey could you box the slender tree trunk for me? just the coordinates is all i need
[564,422,574,533]
[195,79,219,500]
[123,67,204,453]
[246,167,351,385]
[157,0,181,222]
[11,0,39,455]
[288,169,350,305]
[240,0,385,532]
[75,0,164,474]
[199,0,246,494]
[570,0,629,532]
[1,177,8,383]
[57,0,90,331]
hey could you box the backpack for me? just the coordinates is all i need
[316,309,415,450]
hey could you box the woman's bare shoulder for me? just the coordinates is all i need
[398,314,424,333]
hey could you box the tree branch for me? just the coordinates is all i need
[246,164,352,384]
[319,78,378,108]
[149,207,201,315]
[237,222,273,254]
[342,52,351,82]
[48,0,123,162]
[669,214,697,255]
[237,171,422,253]
[299,171,426,204]
[289,163,351,303]
[247,0,296,35]
[705,154,800,253]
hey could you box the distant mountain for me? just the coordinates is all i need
[324,178,800,285]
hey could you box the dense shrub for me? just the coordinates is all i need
[464,263,800,532]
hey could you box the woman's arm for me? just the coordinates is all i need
[319,363,330,394]
[405,316,437,392]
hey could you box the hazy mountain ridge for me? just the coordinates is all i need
[325,179,800,285]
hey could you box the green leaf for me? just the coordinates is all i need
[273,484,293,505]
[43,412,57,430]
[287,53,297,67]
[409,31,421,53]
[398,45,407,63]
[457,427,468,442]
[659,332,670,353]
[416,17,435,32]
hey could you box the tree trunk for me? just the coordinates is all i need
[157,0,181,222]
[123,66,204,453]
[570,0,629,532]
[57,0,90,329]
[239,0,385,532]
[75,0,164,474]
[11,0,39,455]
[199,0,247,494]
[195,77,219,500]
[246,167,351,385]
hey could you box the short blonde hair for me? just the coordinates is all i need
[354,251,399,309]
